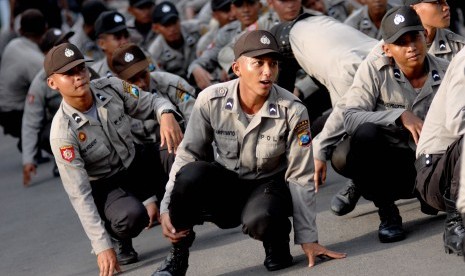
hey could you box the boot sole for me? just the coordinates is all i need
[379,233,406,243]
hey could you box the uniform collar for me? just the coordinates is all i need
[222,79,280,118]
[429,28,452,55]
[390,55,443,87]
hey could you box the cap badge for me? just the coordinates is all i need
[114,14,123,23]
[394,14,405,25]
[162,4,171,13]
[260,35,271,45]
[124,52,134,63]
[64,48,75,57]
[53,29,62,36]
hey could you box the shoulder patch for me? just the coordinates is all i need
[294,120,311,147]
[60,145,75,162]
[122,81,139,98]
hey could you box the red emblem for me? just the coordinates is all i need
[60,145,75,162]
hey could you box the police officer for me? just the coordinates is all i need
[111,43,196,173]
[46,43,183,275]
[340,6,449,242]
[0,9,46,151]
[151,30,346,276]
[344,0,391,39]
[405,0,465,61]
[148,1,202,80]
[127,0,158,51]
[415,47,465,256]
[69,0,108,62]
[188,0,262,90]
[22,28,75,187]
[91,11,132,78]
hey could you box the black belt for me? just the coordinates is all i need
[414,154,434,171]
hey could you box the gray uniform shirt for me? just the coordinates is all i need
[344,5,391,40]
[91,58,114,78]
[160,79,318,244]
[131,71,196,144]
[343,53,450,148]
[22,69,62,165]
[290,14,378,105]
[148,21,201,80]
[0,37,43,112]
[50,77,176,254]
[428,28,465,62]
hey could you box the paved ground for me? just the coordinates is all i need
[1,131,464,276]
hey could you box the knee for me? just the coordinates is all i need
[352,122,378,143]
[242,211,291,241]
[173,161,211,194]
[110,204,148,239]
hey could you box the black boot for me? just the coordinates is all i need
[111,238,138,265]
[330,180,361,216]
[152,231,195,276]
[377,203,405,243]
[263,240,293,271]
[443,197,465,256]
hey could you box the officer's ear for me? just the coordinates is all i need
[47,76,59,91]
[152,23,161,34]
[232,60,241,78]
[97,35,107,51]
[382,44,393,58]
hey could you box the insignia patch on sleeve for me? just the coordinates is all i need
[176,84,190,102]
[294,120,311,147]
[122,81,139,98]
[27,94,35,104]
[60,145,75,162]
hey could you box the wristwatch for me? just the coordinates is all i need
[161,109,175,115]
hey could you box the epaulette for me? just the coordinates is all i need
[91,77,114,89]
[447,32,465,44]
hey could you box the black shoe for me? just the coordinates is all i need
[330,180,361,216]
[378,204,405,243]
[112,238,138,265]
[152,231,195,276]
[443,197,465,256]
[263,241,293,271]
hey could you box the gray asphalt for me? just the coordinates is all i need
[1,131,464,276]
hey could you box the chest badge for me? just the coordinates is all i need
[78,132,87,142]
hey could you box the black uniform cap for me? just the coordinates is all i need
[152,1,179,25]
[211,0,232,11]
[402,0,438,5]
[95,11,127,37]
[381,6,424,44]
[130,0,155,8]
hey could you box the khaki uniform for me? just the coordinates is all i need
[22,69,62,165]
[148,21,201,80]
[344,5,392,40]
[428,28,465,62]
[131,71,196,144]
[50,77,176,254]
[290,14,378,105]
[161,79,318,244]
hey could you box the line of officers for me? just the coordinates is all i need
[1,0,465,275]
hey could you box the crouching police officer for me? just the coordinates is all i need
[415,47,465,256]
[152,30,346,276]
[46,43,183,275]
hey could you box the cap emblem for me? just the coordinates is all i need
[64,48,75,57]
[124,52,134,63]
[260,35,270,45]
[114,14,123,23]
[162,4,171,13]
[394,14,404,25]
[53,29,62,36]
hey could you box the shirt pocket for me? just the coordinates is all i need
[83,142,111,176]
[215,137,239,169]
[256,142,286,173]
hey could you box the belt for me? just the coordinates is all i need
[414,154,433,171]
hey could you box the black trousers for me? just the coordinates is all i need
[415,137,463,212]
[90,143,167,240]
[169,161,293,242]
[334,123,417,207]
[0,110,22,151]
